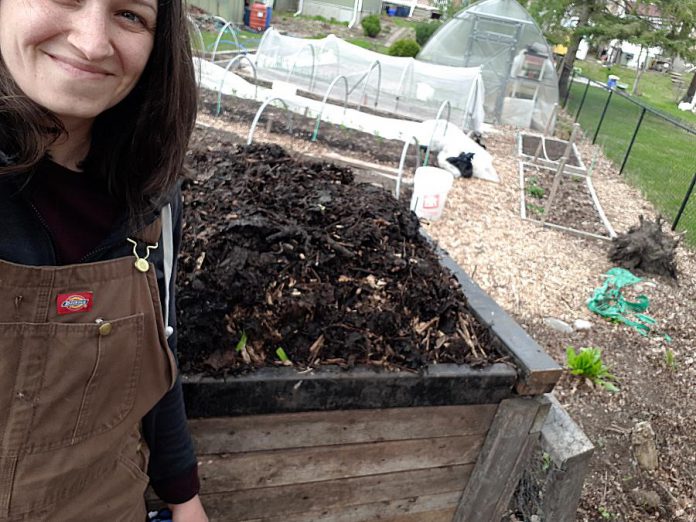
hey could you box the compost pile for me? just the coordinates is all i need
[177,128,494,376]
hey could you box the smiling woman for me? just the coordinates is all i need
[1,0,156,127]
[0,0,207,520]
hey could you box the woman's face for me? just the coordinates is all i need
[0,0,157,126]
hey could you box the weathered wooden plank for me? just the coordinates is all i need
[207,493,458,522]
[195,466,472,520]
[540,394,594,522]
[197,434,483,492]
[258,494,458,522]
[453,397,543,521]
[183,363,516,417]
[190,404,498,454]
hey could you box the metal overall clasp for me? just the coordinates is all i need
[126,238,159,273]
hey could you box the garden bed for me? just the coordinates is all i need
[520,162,615,240]
[173,125,563,520]
[201,89,414,167]
[518,133,586,175]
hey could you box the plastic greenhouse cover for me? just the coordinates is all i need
[254,28,486,131]
[419,0,559,131]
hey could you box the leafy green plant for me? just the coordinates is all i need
[528,185,545,198]
[361,15,381,37]
[527,176,545,199]
[598,506,614,520]
[566,346,618,392]
[527,203,545,215]
[415,21,441,46]
[541,451,553,472]
[388,38,420,57]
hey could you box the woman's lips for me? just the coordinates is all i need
[47,53,111,79]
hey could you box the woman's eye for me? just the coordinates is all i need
[119,11,144,24]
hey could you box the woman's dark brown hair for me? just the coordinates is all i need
[0,0,197,216]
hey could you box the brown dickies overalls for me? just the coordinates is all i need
[0,220,177,521]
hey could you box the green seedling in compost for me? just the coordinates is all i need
[664,348,677,369]
[235,331,248,352]
[276,347,291,363]
[566,346,618,392]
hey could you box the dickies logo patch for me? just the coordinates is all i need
[57,292,93,315]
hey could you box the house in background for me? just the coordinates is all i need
[192,0,383,28]
[192,0,245,24]
[603,1,664,69]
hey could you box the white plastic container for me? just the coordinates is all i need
[409,166,454,221]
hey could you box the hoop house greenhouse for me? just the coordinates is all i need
[418,0,559,131]
[253,29,486,131]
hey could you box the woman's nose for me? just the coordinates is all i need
[65,4,115,61]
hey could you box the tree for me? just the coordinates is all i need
[526,0,696,99]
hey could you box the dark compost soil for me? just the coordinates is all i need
[200,89,413,166]
[523,164,610,237]
[521,134,582,167]
[176,126,498,376]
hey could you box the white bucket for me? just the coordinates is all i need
[409,166,454,221]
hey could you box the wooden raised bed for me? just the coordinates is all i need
[517,132,587,176]
[181,244,562,522]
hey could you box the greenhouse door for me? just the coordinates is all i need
[463,14,522,123]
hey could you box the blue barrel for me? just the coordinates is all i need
[396,6,409,16]
[265,6,272,29]
[387,6,396,15]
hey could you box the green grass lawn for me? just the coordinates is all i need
[565,79,696,245]
[574,59,696,126]
[346,37,388,54]
[195,28,262,55]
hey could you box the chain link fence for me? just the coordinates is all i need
[562,73,696,246]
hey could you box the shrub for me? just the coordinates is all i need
[415,21,441,46]
[388,38,421,57]
[361,15,381,37]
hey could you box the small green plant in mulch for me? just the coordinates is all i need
[541,451,553,472]
[415,21,441,46]
[566,346,619,392]
[526,176,545,199]
[361,15,381,37]
[664,347,678,369]
[388,38,420,57]
[527,203,545,215]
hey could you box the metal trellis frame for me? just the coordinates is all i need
[311,75,349,142]
[247,97,294,145]
[216,55,258,116]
